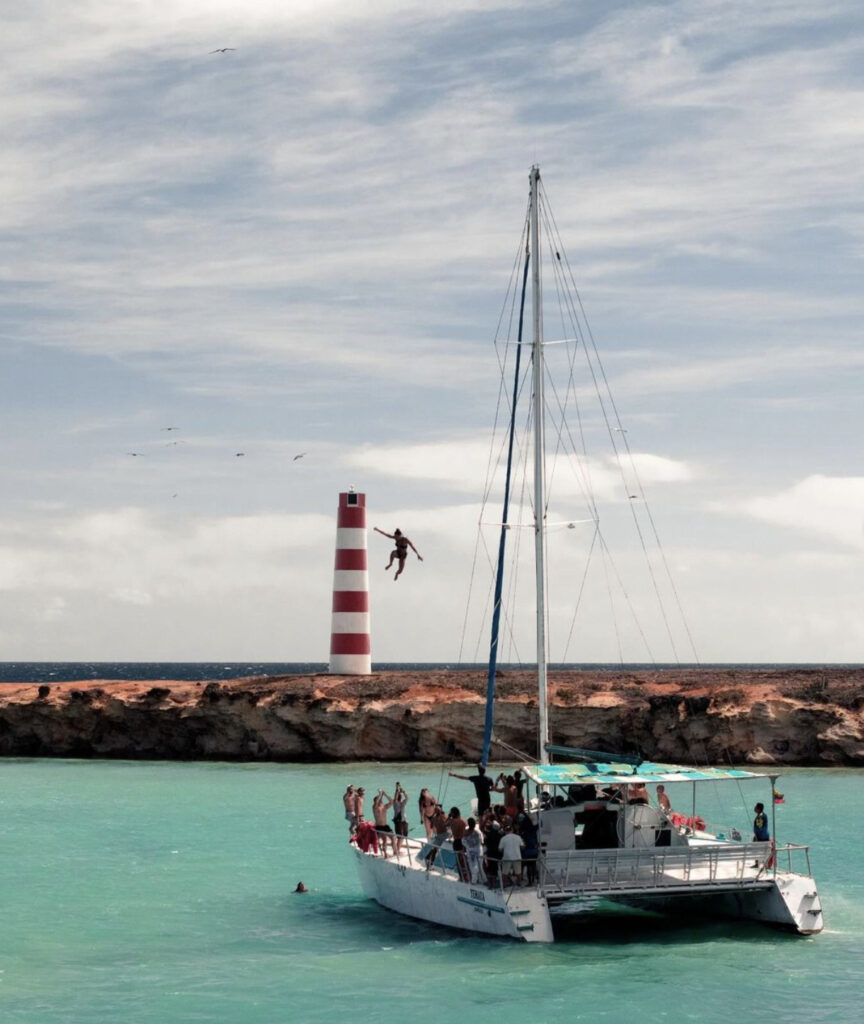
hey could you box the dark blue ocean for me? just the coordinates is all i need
[1,661,859,684]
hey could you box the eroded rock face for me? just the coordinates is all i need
[0,668,861,764]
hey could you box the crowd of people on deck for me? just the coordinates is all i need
[342,768,540,887]
[343,766,773,885]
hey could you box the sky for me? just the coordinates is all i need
[1,0,862,664]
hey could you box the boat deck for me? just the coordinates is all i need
[538,842,794,898]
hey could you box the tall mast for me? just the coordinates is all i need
[529,165,549,763]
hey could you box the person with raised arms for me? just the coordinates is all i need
[374,527,422,580]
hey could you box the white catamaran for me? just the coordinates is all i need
[350,167,824,942]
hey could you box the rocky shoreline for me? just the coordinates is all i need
[0,667,862,765]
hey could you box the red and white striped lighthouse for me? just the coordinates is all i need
[329,489,371,675]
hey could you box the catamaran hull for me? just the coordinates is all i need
[354,844,822,940]
[352,846,555,942]
[598,872,823,934]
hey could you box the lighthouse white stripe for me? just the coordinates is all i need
[330,653,372,674]
[330,612,370,634]
[336,527,367,549]
[332,569,369,592]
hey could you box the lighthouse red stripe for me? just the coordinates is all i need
[334,549,367,570]
[337,507,367,529]
[330,633,371,655]
[332,591,369,612]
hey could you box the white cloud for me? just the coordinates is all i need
[347,438,694,501]
[736,475,864,551]
[0,507,336,658]
[608,345,864,398]
[109,587,153,606]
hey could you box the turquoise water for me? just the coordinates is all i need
[1,761,862,1023]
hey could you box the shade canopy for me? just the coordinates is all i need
[522,760,769,787]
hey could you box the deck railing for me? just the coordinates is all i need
[357,827,812,896]
[358,827,505,890]
[537,842,812,896]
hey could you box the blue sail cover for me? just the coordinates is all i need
[522,761,768,786]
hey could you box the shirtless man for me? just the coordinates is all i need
[425,805,449,869]
[353,787,365,828]
[374,526,422,580]
[372,790,395,857]
[627,783,649,805]
[448,807,469,881]
[656,784,671,812]
[343,785,357,834]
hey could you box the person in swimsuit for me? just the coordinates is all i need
[372,790,395,857]
[425,805,449,869]
[374,527,422,580]
[656,784,671,812]
[501,774,520,823]
[353,787,365,827]
[513,770,526,808]
[343,785,357,833]
[418,788,437,839]
[448,807,468,881]
[627,783,649,805]
[391,782,409,855]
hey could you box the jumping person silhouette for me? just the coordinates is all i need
[374,527,422,580]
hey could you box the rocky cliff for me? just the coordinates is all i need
[0,668,862,765]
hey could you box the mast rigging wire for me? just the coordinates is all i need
[540,181,700,664]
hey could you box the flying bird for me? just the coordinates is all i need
[235,452,245,457]
[126,452,144,457]
[161,426,178,431]
[210,48,235,53]
[293,453,306,461]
